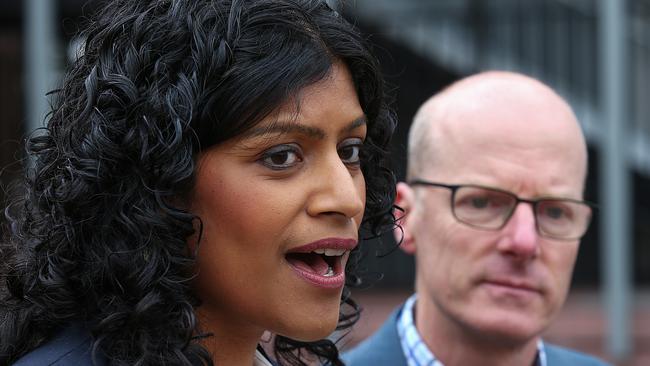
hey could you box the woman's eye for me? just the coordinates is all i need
[259,145,303,170]
[338,138,363,165]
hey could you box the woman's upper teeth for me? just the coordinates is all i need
[312,248,345,256]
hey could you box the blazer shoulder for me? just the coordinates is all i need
[12,324,104,366]
[342,305,407,366]
[545,343,612,366]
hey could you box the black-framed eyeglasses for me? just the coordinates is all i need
[409,179,595,241]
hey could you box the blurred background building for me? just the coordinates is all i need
[0,0,648,364]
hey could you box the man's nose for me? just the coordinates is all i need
[306,155,364,220]
[497,202,540,260]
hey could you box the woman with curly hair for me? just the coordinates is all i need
[0,0,396,365]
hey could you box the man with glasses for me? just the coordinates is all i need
[343,71,609,366]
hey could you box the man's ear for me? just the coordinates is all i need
[394,182,417,255]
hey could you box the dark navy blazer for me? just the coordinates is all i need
[12,325,106,366]
[342,304,612,366]
[11,325,278,366]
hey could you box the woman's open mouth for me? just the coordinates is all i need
[285,238,356,289]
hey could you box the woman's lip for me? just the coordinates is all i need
[285,238,356,289]
[286,238,358,253]
[288,260,347,289]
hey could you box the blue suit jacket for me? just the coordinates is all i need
[12,325,106,366]
[342,305,611,366]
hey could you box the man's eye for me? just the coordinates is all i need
[259,145,303,170]
[544,206,567,220]
[459,193,509,210]
[338,138,363,165]
[470,197,490,209]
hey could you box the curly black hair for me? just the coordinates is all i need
[0,0,396,365]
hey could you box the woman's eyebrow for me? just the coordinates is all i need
[346,116,367,132]
[244,116,367,139]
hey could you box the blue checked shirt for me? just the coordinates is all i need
[397,294,547,366]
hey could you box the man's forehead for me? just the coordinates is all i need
[445,74,562,113]
[438,71,554,98]
[414,72,588,190]
[425,73,579,141]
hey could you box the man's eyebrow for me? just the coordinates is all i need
[243,116,367,139]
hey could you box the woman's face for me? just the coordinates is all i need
[189,63,366,341]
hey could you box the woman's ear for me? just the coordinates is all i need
[394,182,417,255]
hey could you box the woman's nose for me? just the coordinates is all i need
[306,155,365,221]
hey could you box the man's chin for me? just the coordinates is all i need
[466,287,554,340]
[463,312,547,346]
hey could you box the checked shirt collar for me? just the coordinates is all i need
[397,294,547,366]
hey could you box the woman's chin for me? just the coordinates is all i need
[278,317,339,342]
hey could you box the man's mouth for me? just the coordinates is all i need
[285,238,357,289]
[482,278,542,296]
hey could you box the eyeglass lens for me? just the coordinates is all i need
[452,186,591,239]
